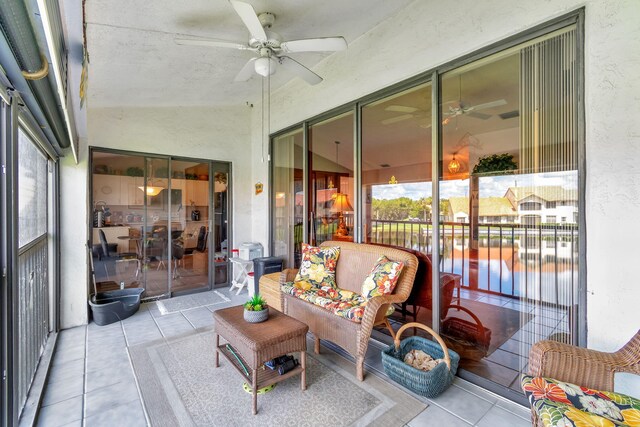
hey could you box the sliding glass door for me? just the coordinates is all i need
[212,162,230,286]
[269,17,582,402]
[272,128,304,268]
[90,150,231,298]
[309,112,355,245]
[437,25,578,395]
[169,159,211,294]
[362,83,433,247]
[16,128,52,416]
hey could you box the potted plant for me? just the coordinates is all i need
[472,153,518,175]
[243,294,269,323]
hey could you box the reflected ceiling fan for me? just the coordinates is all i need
[441,99,507,125]
[442,76,506,124]
[174,0,347,85]
[383,98,507,127]
[381,105,432,128]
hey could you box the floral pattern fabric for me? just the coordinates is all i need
[522,375,640,427]
[281,281,368,323]
[361,255,404,299]
[294,243,340,289]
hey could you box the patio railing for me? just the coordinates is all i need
[369,219,579,306]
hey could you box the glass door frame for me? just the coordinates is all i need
[1,88,62,424]
[269,8,585,403]
[89,147,233,299]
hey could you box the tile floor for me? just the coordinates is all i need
[35,287,532,426]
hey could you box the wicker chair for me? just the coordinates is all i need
[526,330,640,426]
[281,241,418,381]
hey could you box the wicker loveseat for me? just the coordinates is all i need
[280,241,418,381]
[522,330,640,427]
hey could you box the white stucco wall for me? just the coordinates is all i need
[60,105,252,328]
[59,140,89,328]
[251,0,640,393]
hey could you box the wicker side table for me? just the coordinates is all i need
[213,305,309,415]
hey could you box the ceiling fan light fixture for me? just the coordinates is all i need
[254,57,277,77]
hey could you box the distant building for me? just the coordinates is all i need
[504,186,578,226]
[446,197,518,224]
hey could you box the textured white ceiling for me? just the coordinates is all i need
[85,0,414,108]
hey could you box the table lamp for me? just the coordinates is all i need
[331,193,353,237]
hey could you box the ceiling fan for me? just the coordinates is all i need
[174,0,347,85]
[441,98,507,125]
[383,98,507,127]
[381,105,432,128]
[441,75,506,124]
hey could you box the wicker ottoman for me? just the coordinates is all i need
[259,272,283,312]
[213,305,309,415]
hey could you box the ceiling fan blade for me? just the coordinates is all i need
[277,56,322,85]
[233,57,258,82]
[229,0,267,42]
[470,99,507,111]
[381,114,413,125]
[467,111,492,120]
[280,37,347,53]
[174,36,250,50]
[385,105,419,113]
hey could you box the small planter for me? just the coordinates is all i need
[244,307,268,323]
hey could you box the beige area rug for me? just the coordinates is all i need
[129,329,427,426]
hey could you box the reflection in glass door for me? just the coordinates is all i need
[272,128,304,268]
[212,162,230,287]
[437,25,579,396]
[91,152,147,293]
[140,157,171,298]
[309,112,354,245]
[169,159,211,294]
[360,83,436,341]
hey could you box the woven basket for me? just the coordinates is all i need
[382,322,460,398]
[441,304,491,361]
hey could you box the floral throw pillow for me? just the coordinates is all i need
[294,243,340,289]
[361,255,404,299]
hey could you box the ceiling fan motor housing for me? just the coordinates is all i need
[258,12,275,28]
[250,29,281,49]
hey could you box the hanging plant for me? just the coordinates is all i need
[125,166,144,177]
[472,153,517,175]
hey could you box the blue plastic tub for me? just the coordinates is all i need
[89,288,144,326]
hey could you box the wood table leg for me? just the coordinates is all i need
[252,369,258,415]
[300,350,307,391]
[214,333,219,368]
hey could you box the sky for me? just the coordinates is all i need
[372,170,578,200]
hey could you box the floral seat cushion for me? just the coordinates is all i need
[281,281,368,323]
[521,375,640,427]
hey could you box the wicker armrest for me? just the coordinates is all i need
[280,268,298,283]
[361,293,409,331]
[529,330,640,392]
